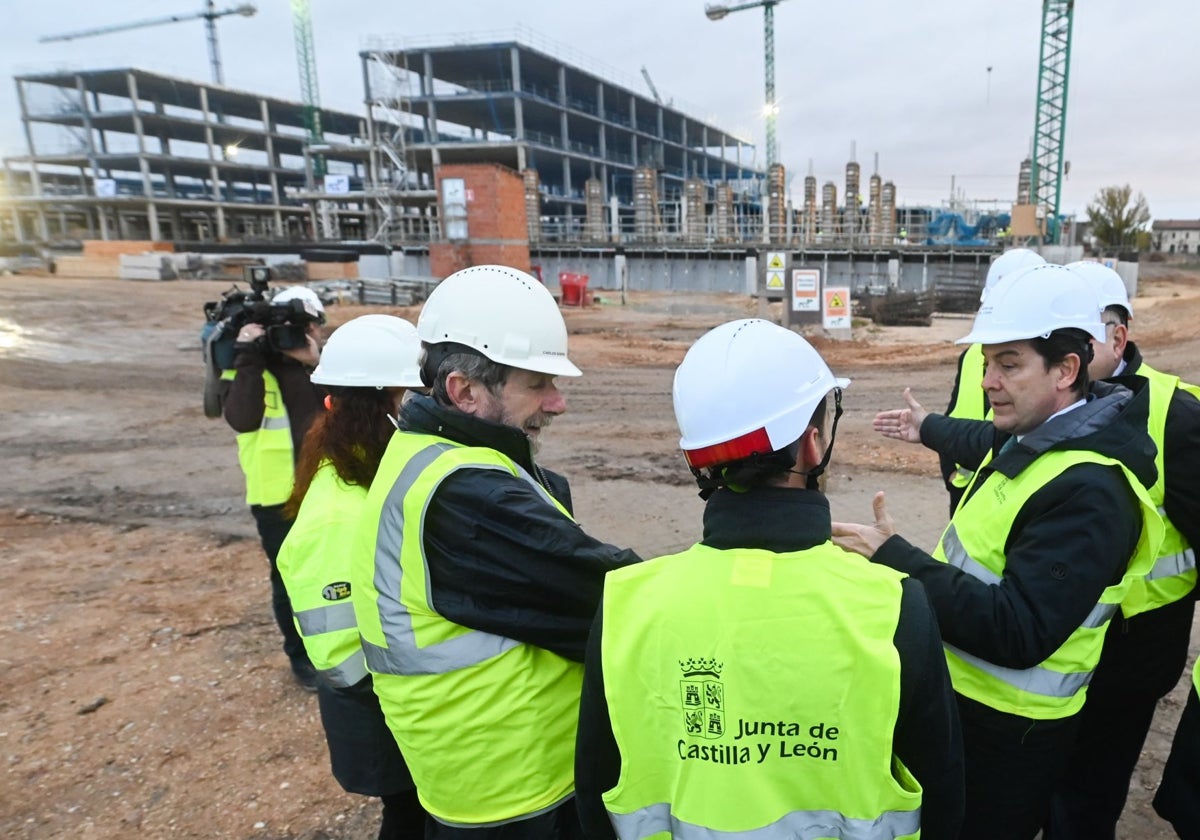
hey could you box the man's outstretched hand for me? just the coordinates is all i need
[873,388,928,444]
[832,491,896,559]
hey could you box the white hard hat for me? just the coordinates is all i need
[417,264,581,377]
[1066,261,1132,318]
[272,285,326,321]
[982,248,1046,301]
[674,319,850,469]
[958,263,1106,346]
[310,314,423,388]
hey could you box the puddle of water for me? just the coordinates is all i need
[0,318,27,353]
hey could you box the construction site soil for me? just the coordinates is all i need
[2,264,1198,839]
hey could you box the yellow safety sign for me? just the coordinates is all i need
[765,270,785,290]
[829,293,844,308]
[767,252,785,270]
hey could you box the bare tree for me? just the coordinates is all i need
[1086,185,1151,249]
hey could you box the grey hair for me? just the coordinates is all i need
[426,349,511,406]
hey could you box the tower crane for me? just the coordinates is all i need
[39,1,257,87]
[291,0,325,178]
[1029,0,1075,242]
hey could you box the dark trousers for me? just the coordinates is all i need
[380,789,428,840]
[1044,597,1196,840]
[249,503,307,664]
[426,798,584,840]
[956,695,1081,840]
[317,679,416,796]
[1154,682,1200,840]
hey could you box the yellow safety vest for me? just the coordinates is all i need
[276,462,369,688]
[222,369,294,506]
[352,431,583,826]
[1120,364,1199,616]
[935,449,1162,719]
[601,542,922,840]
[946,344,988,490]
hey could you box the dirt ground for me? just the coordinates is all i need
[1,263,1198,839]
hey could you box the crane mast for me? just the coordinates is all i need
[291,0,325,178]
[1030,0,1075,242]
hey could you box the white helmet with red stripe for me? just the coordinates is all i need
[674,319,849,470]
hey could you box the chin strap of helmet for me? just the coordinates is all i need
[785,388,844,491]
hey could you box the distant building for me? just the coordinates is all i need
[1152,219,1200,254]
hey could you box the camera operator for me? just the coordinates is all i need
[222,285,326,692]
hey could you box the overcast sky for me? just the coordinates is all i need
[4,0,1197,220]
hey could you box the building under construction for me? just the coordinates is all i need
[357,35,764,246]
[2,67,378,245]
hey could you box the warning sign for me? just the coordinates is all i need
[823,286,851,330]
[766,270,785,290]
[766,252,786,271]
[791,268,819,312]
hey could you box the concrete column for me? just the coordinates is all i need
[681,118,688,178]
[199,86,226,241]
[511,46,525,140]
[423,52,440,166]
[74,75,102,182]
[4,162,24,243]
[14,79,49,241]
[126,72,161,241]
[629,95,637,165]
[260,98,283,235]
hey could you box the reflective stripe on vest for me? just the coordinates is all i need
[274,463,370,688]
[941,525,1118,630]
[947,344,988,489]
[233,370,293,506]
[353,432,583,826]
[361,442,542,676]
[934,447,1162,719]
[609,801,921,840]
[295,601,357,635]
[600,542,921,840]
[1120,364,1199,616]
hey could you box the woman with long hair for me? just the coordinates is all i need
[277,314,428,840]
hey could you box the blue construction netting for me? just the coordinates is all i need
[924,211,1013,246]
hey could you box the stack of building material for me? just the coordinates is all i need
[305,260,360,281]
[54,256,122,279]
[119,253,177,281]
[53,240,177,280]
[169,253,204,279]
[83,240,174,259]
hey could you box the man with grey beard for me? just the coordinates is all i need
[351,265,640,840]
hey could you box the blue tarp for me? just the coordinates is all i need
[924,211,1012,246]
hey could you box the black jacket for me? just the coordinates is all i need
[878,378,1156,671]
[939,345,993,501]
[398,394,640,663]
[575,487,966,840]
[1120,342,1200,559]
[222,348,323,460]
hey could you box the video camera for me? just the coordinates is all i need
[200,266,324,417]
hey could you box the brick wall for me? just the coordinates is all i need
[431,163,531,277]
